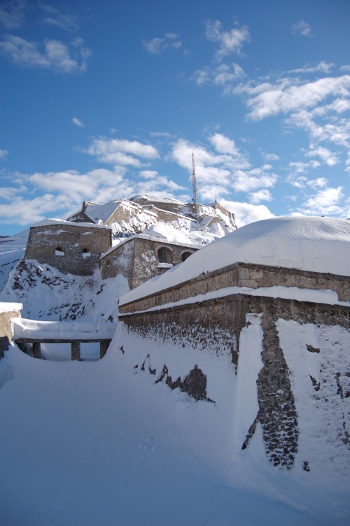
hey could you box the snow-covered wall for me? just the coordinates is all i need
[117,292,350,477]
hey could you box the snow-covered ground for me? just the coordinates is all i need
[1,317,349,525]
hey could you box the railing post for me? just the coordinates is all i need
[33,342,41,359]
[100,340,110,359]
[71,341,80,360]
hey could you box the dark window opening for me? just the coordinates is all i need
[158,247,173,265]
[55,246,64,256]
[82,248,91,258]
[182,251,192,262]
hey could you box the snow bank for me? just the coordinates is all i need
[12,318,117,340]
[0,302,22,313]
[121,216,350,305]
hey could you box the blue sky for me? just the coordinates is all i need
[1,0,350,235]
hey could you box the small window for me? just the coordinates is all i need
[55,246,64,256]
[158,247,173,265]
[182,251,192,262]
[82,248,91,258]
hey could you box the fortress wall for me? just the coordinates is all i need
[119,262,350,314]
[25,223,111,276]
[101,238,197,290]
[118,294,350,472]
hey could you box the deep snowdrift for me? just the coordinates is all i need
[121,216,350,304]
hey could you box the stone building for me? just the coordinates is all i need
[25,220,112,276]
[101,235,198,290]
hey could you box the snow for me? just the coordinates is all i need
[0,301,22,313]
[121,216,350,305]
[31,218,111,229]
[0,229,28,292]
[1,331,349,525]
[12,317,117,340]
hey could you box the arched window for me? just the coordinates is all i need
[82,248,91,258]
[158,246,173,265]
[182,251,192,262]
[55,246,64,256]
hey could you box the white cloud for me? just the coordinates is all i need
[0,149,9,160]
[143,33,182,54]
[72,117,84,127]
[263,152,279,161]
[192,63,245,89]
[249,189,273,204]
[298,186,344,216]
[306,178,328,189]
[0,35,90,73]
[304,145,340,166]
[292,20,313,37]
[340,65,350,72]
[205,20,250,61]
[87,138,159,167]
[0,0,25,30]
[289,61,334,74]
[221,199,274,227]
[209,133,240,155]
[236,75,350,121]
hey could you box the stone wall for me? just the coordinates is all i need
[101,237,197,290]
[120,261,350,313]
[0,303,22,356]
[25,223,112,276]
[119,293,350,469]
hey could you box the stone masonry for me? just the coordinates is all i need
[25,222,112,276]
[101,236,197,290]
[119,261,350,313]
[119,293,350,468]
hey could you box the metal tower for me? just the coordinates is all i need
[191,152,198,214]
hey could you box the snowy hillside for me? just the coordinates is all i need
[0,229,28,292]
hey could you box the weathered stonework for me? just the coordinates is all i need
[25,222,112,276]
[101,236,197,290]
[120,261,350,313]
[119,293,350,468]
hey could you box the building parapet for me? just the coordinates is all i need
[119,261,350,314]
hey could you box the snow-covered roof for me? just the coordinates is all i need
[101,233,199,259]
[84,201,123,224]
[130,195,185,205]
[0,302,22,313]
[120,216,350,305]
[30,219,111,230]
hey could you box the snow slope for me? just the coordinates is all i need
[121,216,350,305]
[0,229,28,292]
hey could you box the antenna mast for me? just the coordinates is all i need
[191,152,198,214]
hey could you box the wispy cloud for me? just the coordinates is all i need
[205,20,250,61]
[0,0,26,30]
[0,149,9,160]
[192,63,245,89]
[40,4,79,32]
[0,35,91,73]
[86,138,159,167]
[289,61,334,74]
[292,20,313,37]
[72,117,84,127]
[143,33,181,54]
[304,145,340,166]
